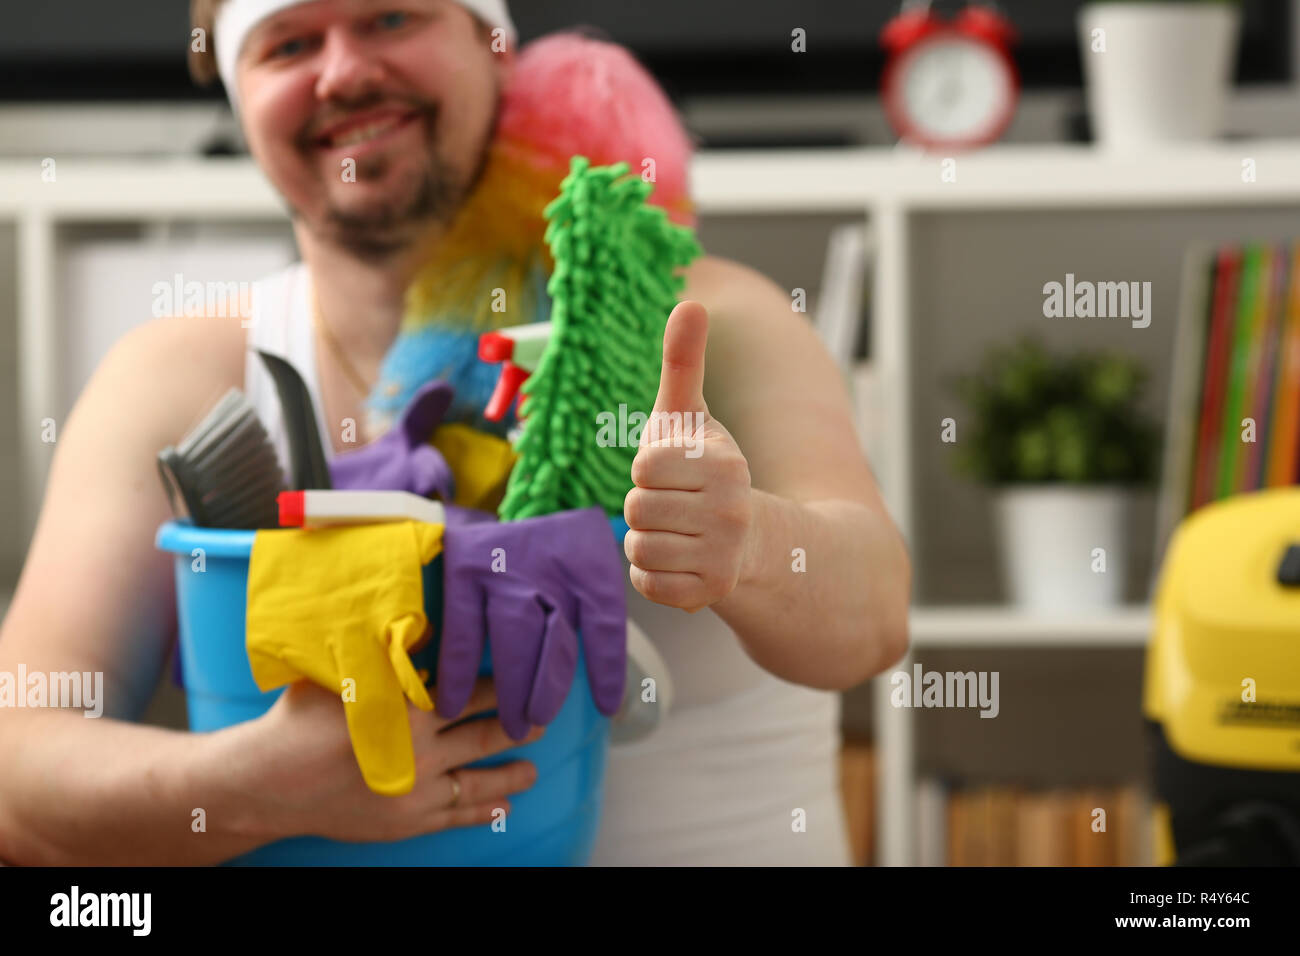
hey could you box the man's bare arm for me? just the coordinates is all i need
[688,257,910,689]
[0,316,268,863]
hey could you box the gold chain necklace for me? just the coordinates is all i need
[310,287,372,400]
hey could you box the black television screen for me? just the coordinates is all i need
[0,0,1291,101]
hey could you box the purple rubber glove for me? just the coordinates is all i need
[437,507,627,740]
[330,380,455,499]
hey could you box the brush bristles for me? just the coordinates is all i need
[164,388,285,529]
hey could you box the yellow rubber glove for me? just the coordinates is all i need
[432,423,518,512]
[246,521,443,796]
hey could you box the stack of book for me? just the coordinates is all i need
[1158,243,1300,555]
[918,779,1149,866]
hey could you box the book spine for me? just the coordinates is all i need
[1157,245,1215,556]
[1192,248,1240,508]
[1250,246,1288,489]
[1239,247,1278,490]
[1217,246,1262,499]
[1267,244,1300,486]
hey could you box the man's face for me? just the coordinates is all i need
[235,0,509,256]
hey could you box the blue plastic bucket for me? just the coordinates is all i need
[156,516,629,866]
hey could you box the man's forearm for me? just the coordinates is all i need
[0,709,269,865]
[712,490,911,690]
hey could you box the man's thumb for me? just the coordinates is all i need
[652,300,709,415]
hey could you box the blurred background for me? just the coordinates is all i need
[4,0,1300,866]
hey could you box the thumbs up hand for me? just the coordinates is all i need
[624,301,755,612]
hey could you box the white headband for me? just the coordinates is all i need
[215,0,516,111]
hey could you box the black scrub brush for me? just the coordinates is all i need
[157,388,284,529]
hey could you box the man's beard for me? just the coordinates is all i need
[299,94,498,262]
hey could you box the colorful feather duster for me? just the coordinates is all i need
[366,31,697,438]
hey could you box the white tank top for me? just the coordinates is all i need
[244,263,852,866]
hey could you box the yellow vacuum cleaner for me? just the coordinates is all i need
[1145,487,1300,865]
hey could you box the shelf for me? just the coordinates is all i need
[909,604,1152,649]
[7,140,1300,220]
[0,157,282,220]
[0,152,870,219]
[698,141,1300,210]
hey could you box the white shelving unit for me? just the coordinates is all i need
[910,604,1152,649]
[7,140,1300,864]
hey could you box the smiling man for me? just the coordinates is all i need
[0,0,910,866]
[219,0,505,260]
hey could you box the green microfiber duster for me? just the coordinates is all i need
[498,156,702,521]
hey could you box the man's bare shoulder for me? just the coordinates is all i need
[680,254,787,314]
[679,252,822,349]
[678,253,807,345]
[78,314,248,442]
[676,253,845,416]
[114,313,247,369]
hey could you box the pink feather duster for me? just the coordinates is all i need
[498,31,696,224]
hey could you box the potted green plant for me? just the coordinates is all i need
[952,338,1161,610]
[1078,1,1242,149]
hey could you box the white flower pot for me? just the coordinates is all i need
[994,485,1130,611]
[1078,2,1240,150]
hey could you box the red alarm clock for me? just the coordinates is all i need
[880,2,1019,150]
